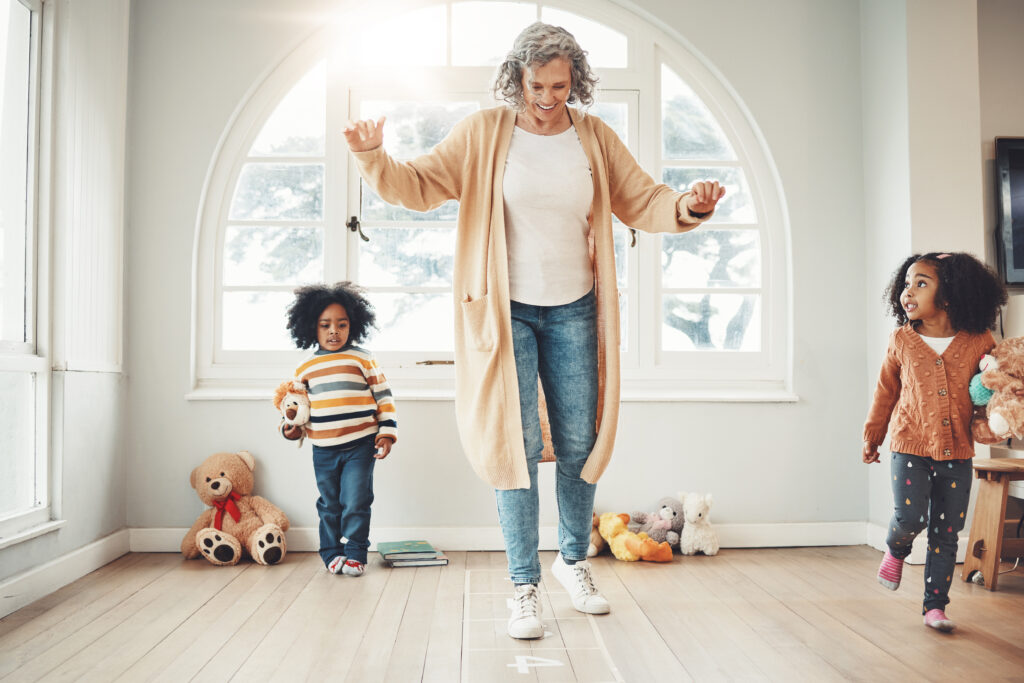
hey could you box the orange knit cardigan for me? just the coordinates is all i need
[863,325,996,461]
[352,106,709,489]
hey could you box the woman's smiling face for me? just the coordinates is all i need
[520,57,571,123]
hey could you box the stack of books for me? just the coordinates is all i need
[376,540,449,567]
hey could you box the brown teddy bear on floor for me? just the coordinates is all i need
[181,450,290,566]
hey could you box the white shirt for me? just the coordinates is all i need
[919,334,955,355]
[502,125,594,306]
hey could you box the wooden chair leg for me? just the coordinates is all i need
[961,475,1009,591]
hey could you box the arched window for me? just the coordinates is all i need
[191,0,790,399]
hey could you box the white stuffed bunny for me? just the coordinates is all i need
[678,492,720,556]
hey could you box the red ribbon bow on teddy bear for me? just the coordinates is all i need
[212,491,242,530]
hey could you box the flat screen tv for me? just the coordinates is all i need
[996,137,1024,285]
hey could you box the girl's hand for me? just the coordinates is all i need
[282,424,303,441]
[862,441,880,464]
[685,180,726,215]
[343,116,386,153]
[374,436,394,459]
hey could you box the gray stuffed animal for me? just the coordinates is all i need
[628,495,685,549]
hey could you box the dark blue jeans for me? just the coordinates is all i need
[312,436,376,565]
[495,289,599,584]
[886,452,973,612]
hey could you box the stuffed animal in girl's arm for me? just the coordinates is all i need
[969,337,1024,441]
[273,379,310,446]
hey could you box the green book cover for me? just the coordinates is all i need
[376,540,439,559]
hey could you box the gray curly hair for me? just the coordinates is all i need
[492,22,598,111]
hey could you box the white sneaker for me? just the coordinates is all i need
[507,584,543,639]
[551,554,610,614]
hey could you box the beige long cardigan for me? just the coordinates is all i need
[352,106,708,489]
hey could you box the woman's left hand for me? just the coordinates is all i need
[374,436,394,459]
[685,180,726,215]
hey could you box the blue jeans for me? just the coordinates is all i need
[312,436,376,565]
[495,289,599,584]
[886,452,973,612]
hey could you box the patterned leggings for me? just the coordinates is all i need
[885,452,973,612]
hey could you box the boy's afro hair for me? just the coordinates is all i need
[285,281,377,349]
[885,252,1006,334]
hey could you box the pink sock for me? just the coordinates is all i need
[877,550,903,590]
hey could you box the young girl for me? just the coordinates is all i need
[863,252,1006,631]
[281,282,397,576]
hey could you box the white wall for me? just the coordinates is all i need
[0,0,129,585]
[124,0,870,542]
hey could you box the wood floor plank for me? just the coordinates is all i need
[420,551,467,683]
[31,560,246,682]
[114,558,306,682]
[0,554,146,640]
[2,547,1022,682]
[188,553,321,683]
[0,554,180,680]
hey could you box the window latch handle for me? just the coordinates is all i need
[347,216,369,242]
[629,228,637,248]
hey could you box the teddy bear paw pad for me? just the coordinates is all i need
[251,524,287,565]
[196,528,242,566]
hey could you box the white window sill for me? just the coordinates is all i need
[0,519,66,551]
[187,379,797,403]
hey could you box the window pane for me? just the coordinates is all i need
[613,224,627,350]
[452,2,537,66]
[250,61,325,156]
[662,294,760,351]
[223,226,322,286]
[0,372,35,516]
[662,167,755,223]
[356,5,446,67]
[663,229,760,288]
[0,2,31,344]
[366,292,453,352]
[662,64,734,160]
[359,227,454,288]
[541,8,627,68]
[361,187,459,223]
[589,100,627,145]
[229,164,323,220]
[222,291,294,350]
[360,100,480,159]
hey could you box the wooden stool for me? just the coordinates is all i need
[960,458,1024,591]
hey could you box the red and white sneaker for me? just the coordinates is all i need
[924,608,955,632]
[877,550,903,590]
[341,559,365,577]
[327,555,346,574]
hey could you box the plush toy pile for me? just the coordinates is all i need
[598,512,673,562]
[181,450,290,566]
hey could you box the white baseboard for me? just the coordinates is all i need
[865,522,969,565]
[132,521,871,554]
[0,529,130,619]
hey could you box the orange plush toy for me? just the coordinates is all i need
[597,512,673,562]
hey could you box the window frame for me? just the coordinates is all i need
[189,0,792,401]
[0,0,60,546]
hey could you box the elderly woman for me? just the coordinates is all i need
[344,22,723,639]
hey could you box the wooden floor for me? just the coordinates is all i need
[1,546,1023,682]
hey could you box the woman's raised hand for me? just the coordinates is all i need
[685,180,727,215]
[342,116,386,153]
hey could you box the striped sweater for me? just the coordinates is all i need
[293,346,398,448]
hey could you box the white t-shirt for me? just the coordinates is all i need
[502,125,594,306]
[919,334,955,355]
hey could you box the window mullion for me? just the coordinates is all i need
[326,45,350,283]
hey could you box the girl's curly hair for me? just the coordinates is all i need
[884,252,1007,334]
[492,21,598,111]
[285,282,376,350]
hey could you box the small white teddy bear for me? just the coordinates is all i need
[678,492,720,556]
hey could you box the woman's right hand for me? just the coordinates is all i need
[342,116,386,153]
[862,441,880,464]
